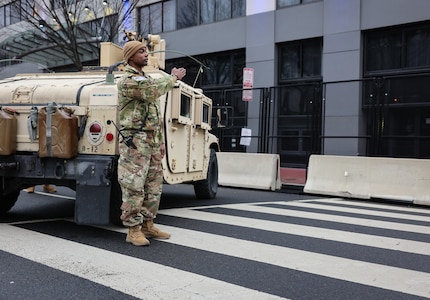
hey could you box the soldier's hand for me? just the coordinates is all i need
[171,67,186,80]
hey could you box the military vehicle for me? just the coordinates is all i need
[0,32,220,225]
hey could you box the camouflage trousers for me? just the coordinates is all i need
[118,131,163,227]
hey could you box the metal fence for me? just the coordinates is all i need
[208,72,430,168]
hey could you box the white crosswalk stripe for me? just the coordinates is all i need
[2,197,430,299]
[0,224,285,300]
[158,203,430,255]
[153,201,430,297]
[276,198,430,223]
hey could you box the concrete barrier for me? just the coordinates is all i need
[304,155,430,206]
[217,152,281,191]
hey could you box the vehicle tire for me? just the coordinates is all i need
[0,190,20,214]
[109,174,123,226]
[193,148,218,199]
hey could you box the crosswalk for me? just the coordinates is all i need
[1,197,430,299]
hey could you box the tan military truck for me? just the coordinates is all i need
[0,34,220,225]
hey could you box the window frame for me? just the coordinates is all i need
[278,38,323,83]
[139,0,245,34]
[363,22,430,76]
[0,0,29,28]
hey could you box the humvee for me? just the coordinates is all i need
[0,33,220,225]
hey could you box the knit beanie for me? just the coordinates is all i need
[123,41,146,63]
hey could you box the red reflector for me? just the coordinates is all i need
[89,123,102,133]
[106,133,114,142]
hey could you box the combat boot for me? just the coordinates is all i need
[43,184,57,193]
[126,225,150,246]
[25,186,35,193]
[142,220,171,239]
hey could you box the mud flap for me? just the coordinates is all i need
[75,185,111,225]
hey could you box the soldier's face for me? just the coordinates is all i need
[130,48,148,68]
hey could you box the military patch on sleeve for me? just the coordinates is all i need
[133,76,148,82]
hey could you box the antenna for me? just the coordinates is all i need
[193,66,203,88]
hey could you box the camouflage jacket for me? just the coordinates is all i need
[117,65,177,144]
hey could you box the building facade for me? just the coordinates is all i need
[1,0,430,169]
[152,0,430,168]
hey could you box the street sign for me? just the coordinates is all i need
[242,67,254,101]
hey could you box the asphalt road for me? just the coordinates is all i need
[1,184,430,299]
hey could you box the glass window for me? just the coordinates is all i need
[201,53,232,86]
[139,0,175,35]
[177,0,198,29]
[280,44,301,80]
[166,49,245,89]
[201,57,218,86]
[139,3,162,35]
[364,23,430,74]
[365,30,402,72]
[180,94,191,118]
[163,1,176,32]
[11,3,20,24]
[303,43,322,77]
[150,2,162,34]
[5,5,10,25]
[200,0,215,24]
[232,0,246,17]
[3,0,39,26]
[233,52,245,85]
[141,0,244,32]
[216,0,231,21]
[387,76,430,105]
[202,103,209,123]
[405,28,430,68]
[279,39,322,81]
[277,40,322,167]
[139,6,149,36]
[363,24,430,159]
[0,7,5,28]
[280,87,305,115]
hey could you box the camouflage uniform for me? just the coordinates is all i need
[117,65,177,227]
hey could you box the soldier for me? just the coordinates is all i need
[117,40,186,246]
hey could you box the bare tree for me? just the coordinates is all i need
[10,0,139,71]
